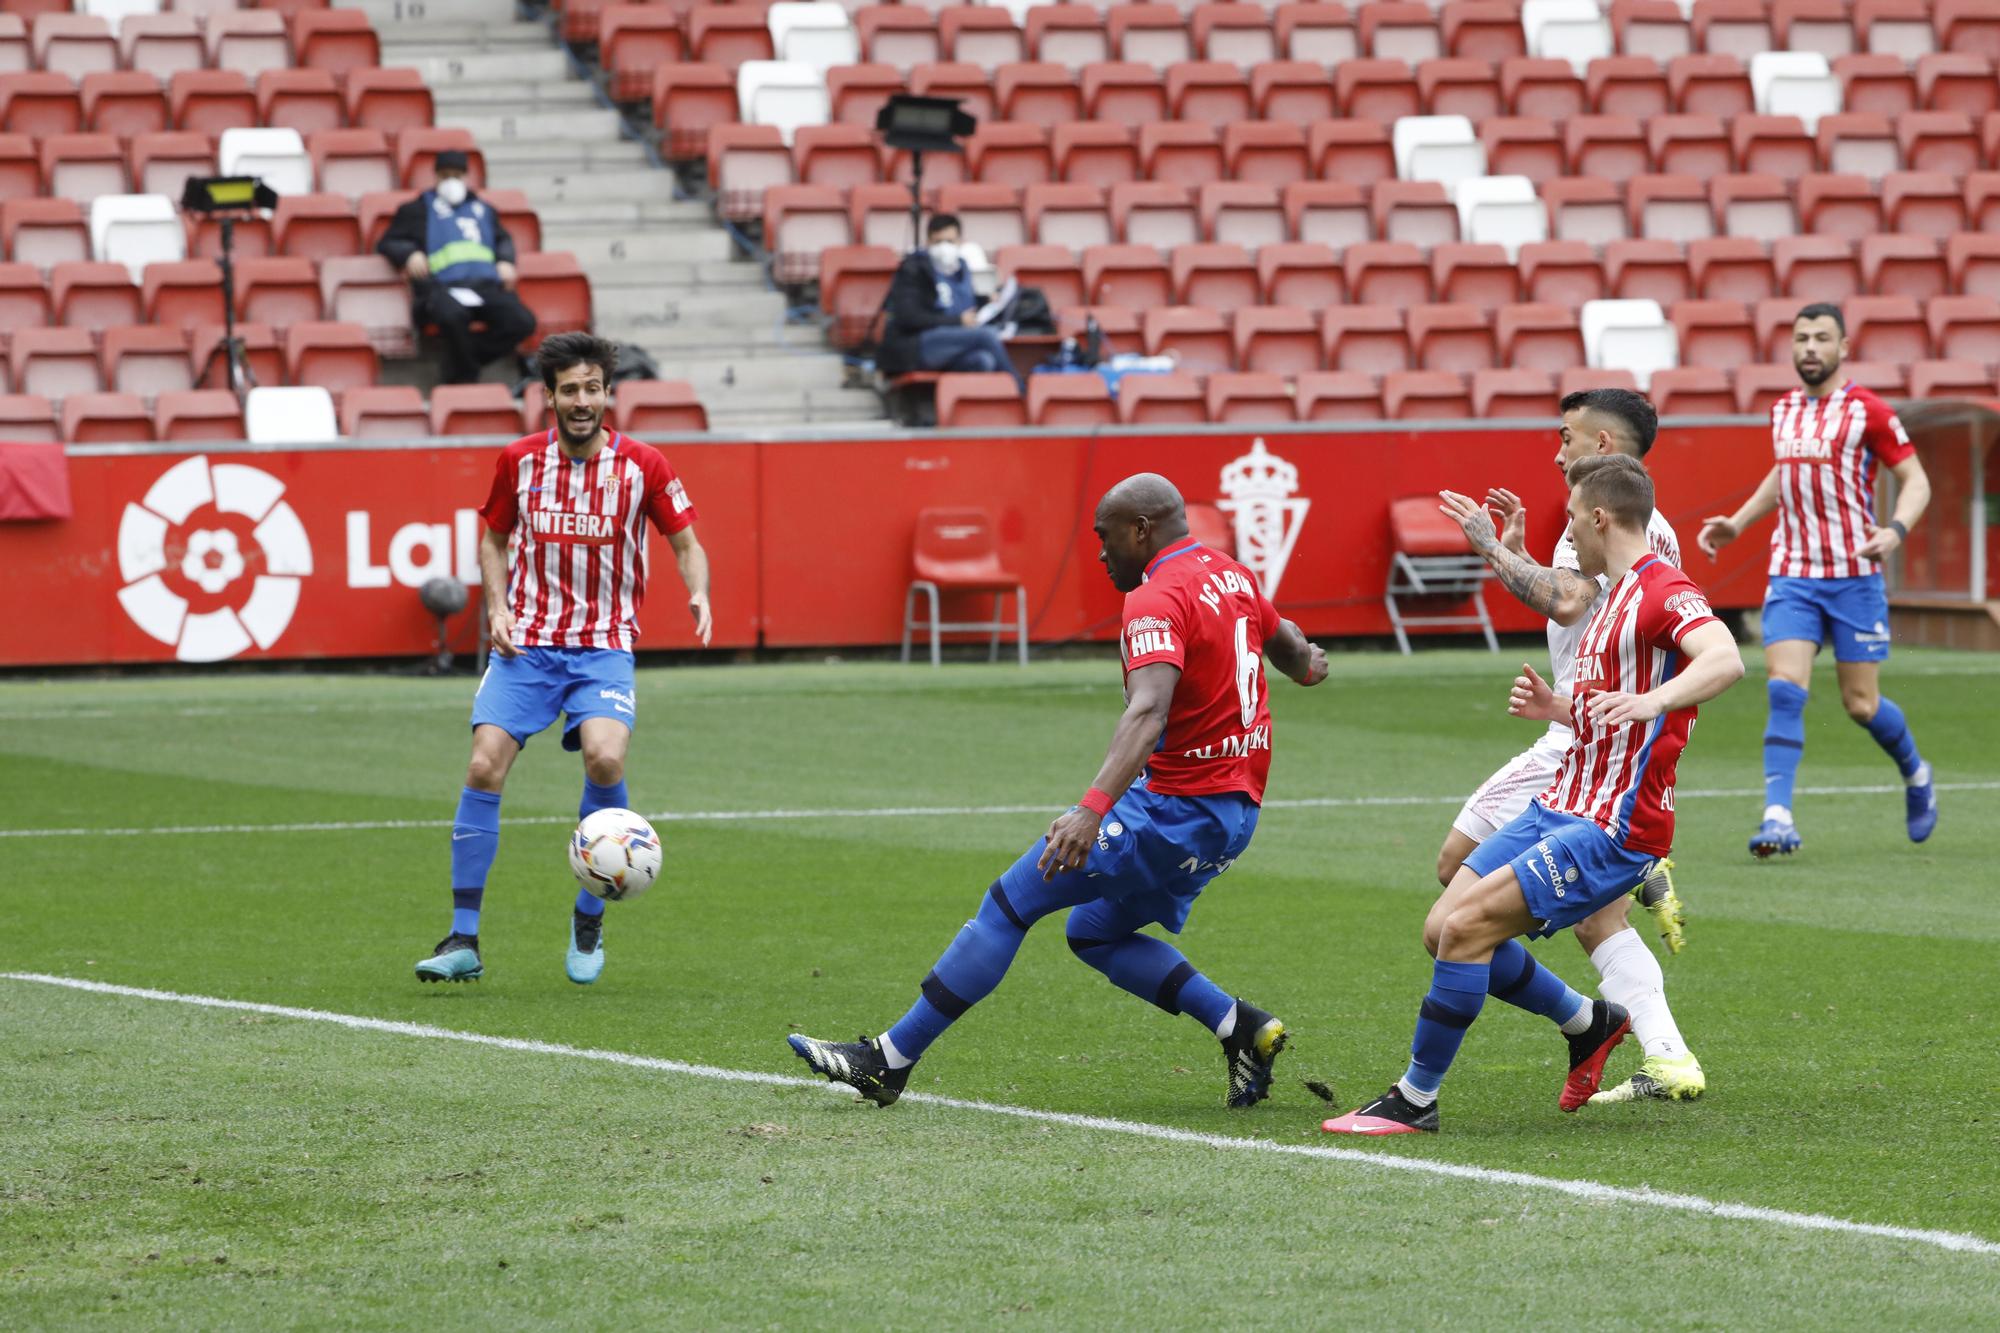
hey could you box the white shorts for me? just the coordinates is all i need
[1451,731,1571,843]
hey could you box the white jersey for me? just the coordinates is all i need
[1545,508,1681,741]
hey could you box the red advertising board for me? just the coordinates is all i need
[0,424,1775,667]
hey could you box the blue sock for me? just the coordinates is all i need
[449,787,502,936]
[886,881,1038,1062]
[1402,959,1489,1095]
[1862,696,1923,780]
[1067,931,1236,1032]
[573,777,629,918]
[1487,939,1588,1027]
[1763,679,1809,812]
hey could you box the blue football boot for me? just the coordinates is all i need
[566,911,605,985]
[1906,763,1938,844]
[1749,817,1802,858]
[415,933,482,983]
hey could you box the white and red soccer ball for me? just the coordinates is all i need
[568,808,663,901]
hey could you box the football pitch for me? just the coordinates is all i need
[3,648,1997,1327]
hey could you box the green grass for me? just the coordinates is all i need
[3,650,1998,1327]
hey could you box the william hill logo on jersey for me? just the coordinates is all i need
[1127,615,1175,658]
[530,509,618,545]
[1665,589,1713,630]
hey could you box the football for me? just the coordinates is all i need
[567,808,663,901]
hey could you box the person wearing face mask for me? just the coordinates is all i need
[377,149,539,385]
[877,213,1024,397]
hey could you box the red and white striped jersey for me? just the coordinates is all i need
[478,430,698,651]
[1546,508,1680,742]
[1768,382,1914,581]
[1540,555,1720,856]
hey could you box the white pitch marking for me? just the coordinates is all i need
[3,972,1997,1260]
[2,782,1996,842]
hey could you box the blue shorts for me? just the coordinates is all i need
[470,646,637,751]
[1763,573,1893,663]
[1463,801,1659,939]
[997,777,1260,935]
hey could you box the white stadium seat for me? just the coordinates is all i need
[767,3,859,75]
[1752,52,1841,133]
[1393,115,1485,185]
[1454,176,1547,258]
[82,0,162,21]
[245,386,338,445]
[1583,298,1680,391]
[737,61,830,143]
[89,193,185,280]
[217,127,313,196]
[1522,0,1612,74]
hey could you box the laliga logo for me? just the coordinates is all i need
[1218,438,1310,599]
[116,456,313,662]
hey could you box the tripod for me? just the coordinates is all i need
[192,214,256,401]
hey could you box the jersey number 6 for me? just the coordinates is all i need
[1232,615,1262,727]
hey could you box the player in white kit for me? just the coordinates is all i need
[1434,389,1704,1104]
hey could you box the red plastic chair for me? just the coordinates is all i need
[614,380,709,434]
[339,385,430,439]
[157,389,245,443]
[431,383,523,436]
[901,507,1028,667]
[1386,495,1497,653]
[1027,373,1115,426]
[62,391,154,444]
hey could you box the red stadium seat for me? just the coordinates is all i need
[1817,112,1900,177]
[910,64,996,125]
[1108,5,1193,71]
[653,64,739,162]
[600,6,685,104]
[1383,370,1472,420]
[1139,121,1224,189]
[1689,237,1778,302]
[235,256,323,328]
[996,243,1084,309]
[1734,364,1800,413]
[271,193,361,262]
[1846,294,1931,363]
[1774,236,1861,300]
[994,62,1079,128]
[1275,4,1358,65]
[1841,360,1910,397]
[513,252,592,341]
[156,389,245,443]
[1497,303,1586,373]
[1027,373,1115,427]
[1194,3,1278,68]
[1373,180,1459,247]
[1884,172,1969,239]
[1907,359,1996,399]
[1967,171,2000,232]
[940,7,1023,71]
[1026,6,1107,71]
[966,123,1052,190]
[11,327,101,400]
[1799,173,1884,240]
[1691,0,1772,59]
[1085,243,1172,308]
[1408,302,1495,373]
[1917,53,1999,116]
[1118,372,1207,424]
[1938,0,2000,61]
[1251,61,1335,123]
[61,392,152,444]
[42,133,128,206]
[1143,305,1233,373]
[1543,178,1627,245]
[0,135,42,203]
[0,72,80,138]
[1336,58,1421,121]
[34,14,117,79]
[285,321,377,393]
[1471,367,1558,418]
[1560,368,1642,396]
[1860,234,1948,302]
[169,70,257,135]
[1648,114,1730,177]
[1444,1,1528,61]
[710,124,791,222]
[1283,181,1369,248]
[1050,123,1137,190]
[2,198,88,270]
[1607,239,1693,304]
[308,129,396,197]
[1733,115,1816,177]
[1222,122,1309,190]
[1587,56,1671,118]
[1322,305,1412,373]
[1079,62,1166,128]
[1433,242,1520,309]
[0,261,53,331]
[345,68,434,137]
[1024,183,1111,252]
[1669,53,1754,117]
[205,10,288,75]
[614,380,709,435]
[1503,58,1587,120]
[1670,299,1757,368]
[1207,371,1296,424]
[52,260,141,333]
[1256,244,1343,310]
[397,128,485,191]
[1775,0,1858,59]
[1651,366,1737,415]
[1198,181,1284,248]
[827,64,904,130]
[190,323,281,391]
[250,69,343,138]
[142,259,226,330]
[856,8,938,71]
[1360,3,1440,62]
[1710,172,1799,242]
[1309,121,1396,186]
[1630,174,1715,242]
[121,15,205,82]
[1109,182,1196,249]
[1927,294,2000,363]
[290,9,380,78]
[935,182,1024,250]
[100,325,192,399]
[339,384,428,439]
[1170,242,1259,313]
[1519,241,1607,305]
[1897,111,1983,176]
[1565,115,1649,184]
[816,244,897,349]
[1167,61,1253,130]
[1295,370,1381,422]
[1835,53,1919,117]
[1418,57,1501,120]
[431,384,523,436]
[126,131,212,201]
[793,124,879,191]
[81,72,168,138]
[1233,303,1322,375]
[1344,241,1432,306]
[1057,305,1142,356]
[1949,234,2000,301]
[319,254,412,357]
[1480,115,1564,184]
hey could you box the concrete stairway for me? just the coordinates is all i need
[345,0,885,432]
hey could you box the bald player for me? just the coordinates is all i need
[789,473,1328,1109]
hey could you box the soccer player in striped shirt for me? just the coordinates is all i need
[1698,304,1938,858]
[415,333,713,987]
[1325,455,1744,1135]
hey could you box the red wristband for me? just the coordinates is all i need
[1078,788,1115,817]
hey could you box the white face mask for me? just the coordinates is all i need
[928,241,962,275]
[436,177,468,207]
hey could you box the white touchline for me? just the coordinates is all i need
[3,781,1997,841]
[4,971,1996,1261]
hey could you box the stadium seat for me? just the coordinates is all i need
[1949,234,2000,301]
[1898,112,1983,176]
[1025,6,1107,72]
[121,15,206,82]
[205,10,289,76]
[1445,2,1529,62]
[1138,122,1224,189]
[1967,171,2000,232]
[738,59,831,139]
[2,198,88,270]
[613,380,710,434]
[1393,115,1484,185]
[1565,115,1648,184]
[89,193,183,281]
[1283,181,1369,248]
[1519,240,1606,305]
[1295,370,1381,422]
[1204,371,1295,424]
[940,7,1023,71]
[1409,303,1496,373]
[1480,116,1564,184]
[1383,370,1473,420]
[1143,305,1233,373]
[1470,367,1558,418]
[1170,243,1258,314]
[1908,359,1997,399]
[0,73,81,138]
[1221,123,1308,190]
[793,124,877,191]
[1613,1,1696,61]
[1343,241,1432,306]
[62,391,151,444]
[220,128,313,197]
[1560,368,1642,396]
[1275,4,1358,65]
[1840,359,1909,397]
[247,70,341,138]
[967,123,1051,190]
[1026,373,1114,426]
[654,64,740,162]
[512,252,592,341]
[1023,183,1109,252]
[1359,3,1440,63]
[1256,245,1343,311]
[33,14,117,79]
[991,244,1078,309]
[430,384,522,437]
[937,182,1025,250]
[1078,63,1164,129]
[1058,305,1142,356]
[1670,299,1757,369]
[1335,58,1422,121]
[1049,123,1136,190]
[52,259,141,333]
[933,372,1027,429]
[1629,175,1713,243]
[1542,178,1625,245]
[1309,121,1396,188]
[0,136,42,202]
[1199,181,1285,249]
[1846,295,1931,363]
[1751,52,1840,131]
[1817,113,1900,178]
[266,193,359,263]
[1195,3,1278,69]
[1118,372,1206,424]
[1498,302,1587,372]
[1322,305,1412,373]
[81,71,168,139]
[1926,295,2000,363]
[1108,183,1196,250]
[1419,57,1502,121]
[908,63,994,124]
[1456,176,1546,256]
[710,124,792,222]
[168,70,256,136]
[1799,173,1884,241]
[1651,366,1737,415]
[156,389,245,443]
[815,244,896,348]
[769,3,861,75]
[1647,114,1729,177]
[1582,298,1677,389]
[1917,53,1999,116]
[101,325,192,400]
[1884,172,1969,240]
[342,67,433,138]
[191,323,282,392]
[142,258,225,329]
[290,8,381,78]
[1860,234,1948,302]
[0,261,52,331]
[1503,58,1587,119]
[762,183,849,283]
[1733,115,1817,177]
[1523,0,1612,71]
[1753,295,1812,359]
[233,256,322,327]
[826,63,903,130]
[994,62,1079,128]
[1607,239,1693,304]
[1690,237,1778,302]
[1587,55,1670,118]
[11,327,102,400]
[1373,180,1458,247]
[1775,0,1858,59]
[1434,242,1521,309]
[241,385,337,445]
[1692,0,1773,59]
[857,8,937,72]
[1167,61,1253,130]
[338,385,429,439]
[1108,5,1193,71]
[126,130,212,202]
[317,254,411,358]
[1834,53,1919,118]
[1938,0,2000,60]
[1233,304,1322,375]
[43,133,129,206]
[1669,53,1754,117]
[284,321,377,394]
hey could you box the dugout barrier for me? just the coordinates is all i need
[0,419,1819,667]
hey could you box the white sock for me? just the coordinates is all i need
[1395,1076,1437,1108]
[1589,928,1688,1060]
[1763,803,1793,825]
[1907,762,1931,788]
[1557,1002,1594,1036]
[876,1032,912,1069]
[1213,1001,1238,1040]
